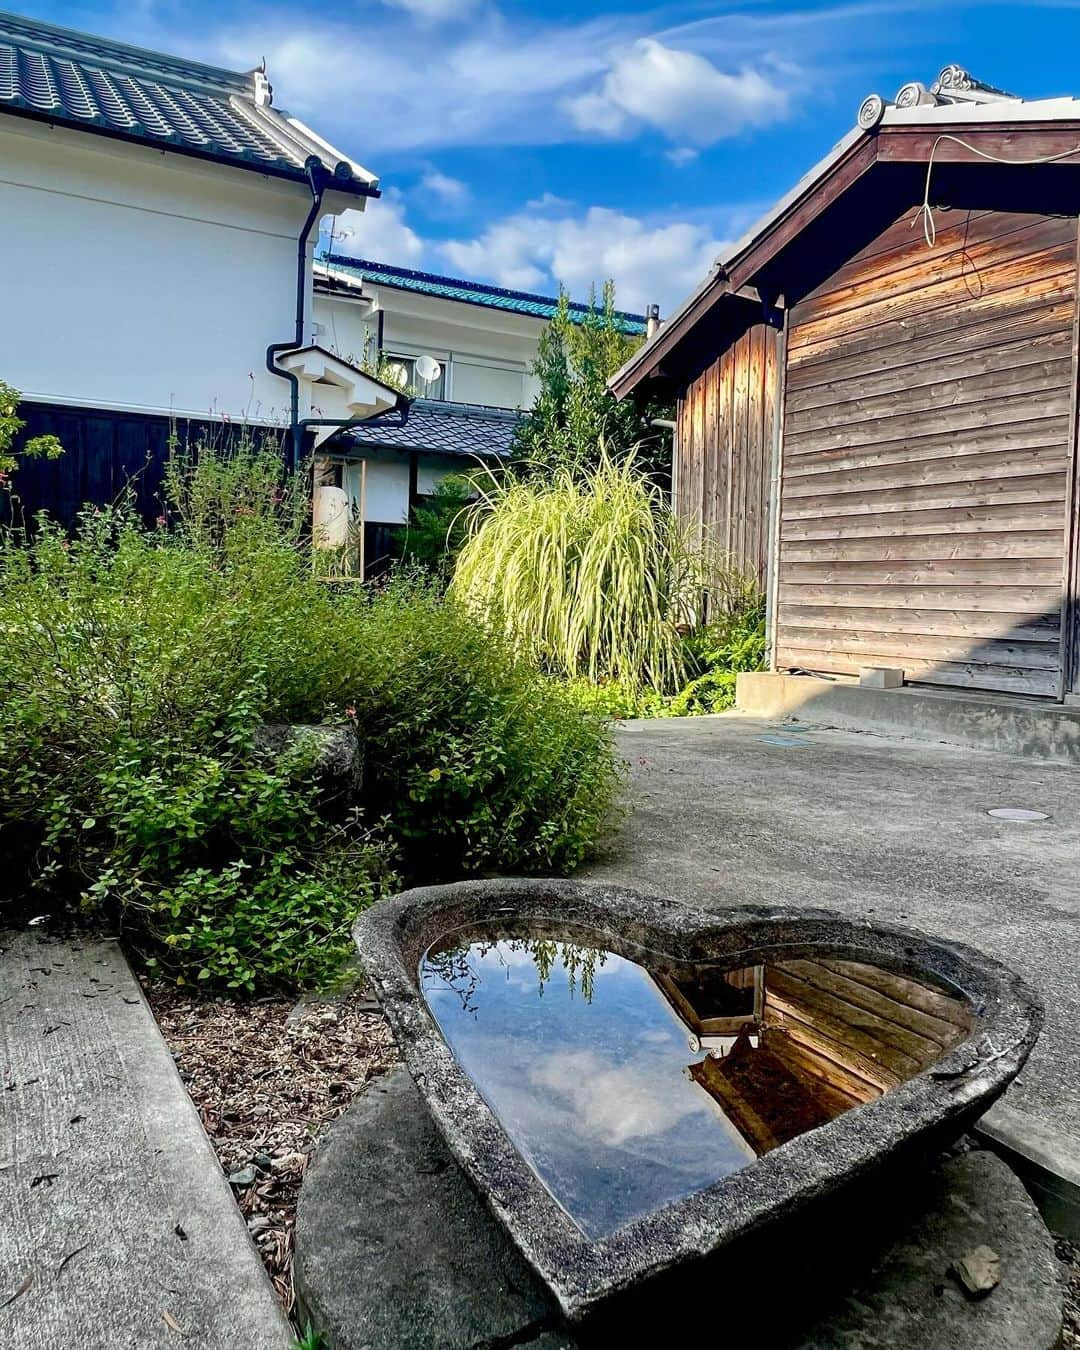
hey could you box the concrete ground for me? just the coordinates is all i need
[0,932,293,1350]
[582,714,1080,1211]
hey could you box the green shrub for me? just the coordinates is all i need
[0,441,619,993]
[396,473,475,576]
[335,576,620,876]
[452,450,706,694]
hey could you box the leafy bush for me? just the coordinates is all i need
[563,595,765,720]
[513,284,671,480]
[668,599,767,715]
[0,379,64,477]
[0,441,619,992]
[396,473,475,576]
[452,450,706,695]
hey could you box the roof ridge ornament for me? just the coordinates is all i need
[931,65,1019,104]
[858,66,1021,127]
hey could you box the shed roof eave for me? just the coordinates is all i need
[609,124,870,400]
[609,91,1080,402]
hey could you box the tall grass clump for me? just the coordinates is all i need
[0,437,619,993]
[451,450,705,694]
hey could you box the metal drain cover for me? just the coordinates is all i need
[986,808,1050,822]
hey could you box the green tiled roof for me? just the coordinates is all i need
[318,255,647,334]
[0,10,376,196]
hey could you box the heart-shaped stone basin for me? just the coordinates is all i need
[353,879,1041,1322]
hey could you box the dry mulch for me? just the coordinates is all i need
[146,981,397,1321]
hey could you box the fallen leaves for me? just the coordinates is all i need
[147,983,395,1315]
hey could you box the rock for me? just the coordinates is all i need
[951,1246,1002,1298]
[254,723,361,807]
[227,1165,257,1188]
[295,1069,554,1350]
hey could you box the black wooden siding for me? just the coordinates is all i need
[8,403,266,528]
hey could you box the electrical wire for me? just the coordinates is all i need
[915,133,1080,247]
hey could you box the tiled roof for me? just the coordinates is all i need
[343,399,522,460]
[0,10,376,196]
[318,255,647,335]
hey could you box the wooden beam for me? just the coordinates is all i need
[1060,220,1080,697]
[877,123,1080,164]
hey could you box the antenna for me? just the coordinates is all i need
[414,354,442,385]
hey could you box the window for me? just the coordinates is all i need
[383,352,445,400]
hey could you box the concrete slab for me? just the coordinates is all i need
[583,715,1080,1229]
[738,670,1080,765]
[296,1068,1063,1349]
[0,931,294,1350]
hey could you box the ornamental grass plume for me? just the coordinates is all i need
[450,449,708,695]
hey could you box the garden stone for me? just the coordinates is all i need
[295,1068,1062,1350]
[255,722,361,806]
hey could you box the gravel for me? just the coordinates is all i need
[146,982,397,1320]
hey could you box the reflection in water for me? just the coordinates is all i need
[420,935,973,1240]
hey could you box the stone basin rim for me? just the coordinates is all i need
[352,878,1042,1323]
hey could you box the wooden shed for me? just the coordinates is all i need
[613,67,1080,700]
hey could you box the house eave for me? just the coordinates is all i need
[0,100,381,198]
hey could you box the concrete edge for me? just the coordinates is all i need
[735,671,1080,767]
[978,1103,1080,1243]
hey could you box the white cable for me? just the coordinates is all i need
[915,133,1080,247]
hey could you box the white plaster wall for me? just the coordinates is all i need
[312,293,375,368]
[0,118,347,424]
[348,454,410,524]
[318,284,542,409]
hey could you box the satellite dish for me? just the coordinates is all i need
[414,354,442,385]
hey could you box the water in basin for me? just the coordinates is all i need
[420,930,973,1240]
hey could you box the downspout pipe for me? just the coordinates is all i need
[266,156,330,471]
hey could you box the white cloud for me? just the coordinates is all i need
[214,14,615,154]
[420,169,470,207]
[380,0,476,17]
[567,38,791,145]
[325,193,424,266]
[529,1050,706,1148]
[441,204,728,314]
[665,146,700,167]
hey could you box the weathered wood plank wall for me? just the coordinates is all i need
[775,208,1078,695]
[675,318,780,590]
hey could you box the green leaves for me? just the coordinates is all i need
[512,282,670,480]
[0,440,619,994]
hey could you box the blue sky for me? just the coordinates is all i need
[29,0,1080,312]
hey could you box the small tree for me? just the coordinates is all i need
[512,283,671,481]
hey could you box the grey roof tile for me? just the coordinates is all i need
[343,399,522,460]
[0,10,375,195]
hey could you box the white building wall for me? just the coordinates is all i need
[348,454,410,525]
[0,117,356,424]
[316,285,543,410]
